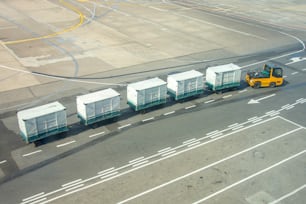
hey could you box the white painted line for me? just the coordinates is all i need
[65,184,84,192]
[98,167,115,175]
[187,141,200,147]
[278,116,306,129]
[118,124,131,130]
[252,118,263,123]
[248,116,258,122]
[205,100,215,104]
[158,147,172,153]
[206,130,220,136]
[142,117,154,122]
[283,75,288,78]
[193,149,306,204]
[164,111,175,116]
[117,128,303,204]
[22,192,45,202]
[231,126,244,131]
[89,131,105,138]
[0,160,7,165]
[62,179,82,187]
[129,157,145,164]
[148,6,168,12]
[56,140,76,148]
[223,94,232,99]
[185,105,196,109]
[25,197,47,204]
[296,98,305,103]
[269,184,306,204]
[161,150,176,157]
[238,89,247,93]
[100,171,118,180]
[228,123,239,128]
[183,138,197,145]
[291,72,298,75]
[132,160,148,168]
[22,150,42,157]
[210,133,223,139]
[303,68,306,71]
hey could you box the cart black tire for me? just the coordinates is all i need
[270,82,276,88]
[254,82,261,89]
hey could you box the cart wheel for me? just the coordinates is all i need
[269,82,276,88]
[254,82,261,89]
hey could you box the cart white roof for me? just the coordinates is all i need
[128,77,166,91]
[207,63,241,73]
[17,101,66,120]
[77,88,120,105]
[168,70,203,81]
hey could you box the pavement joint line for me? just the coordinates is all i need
[268,184,306,204]
[0,160,7,164]
[158,147,172,153]
[193,149,306,204]
[164,111,175,116]
[118,124,131,129]
[129,156,145,164]
[205,100,215,104]
[142,117,154,122]
[117,127,303,204]
[22,150,42,157]
[100,171,118,180]
[22,192,45,202]
[62,179,83,187]
[65,184,85,192]
[132,160,149,168]
[98,167,115,175]
[161,150,176,157]
[187,141,201,147]
[185,105,196,109]
[34,116,286,203]
[291,72,298,75]
[56,140,76,148]
[89,131,105,138]
[223,94,232,99]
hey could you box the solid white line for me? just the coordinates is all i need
[252,118,263,123]
[129,157,145,164]
[26,198,47,204]
[205,100,215,104]
[142,117,154,122]
[210,133,223,139]
[100,171,118,180]
[161,150,176,157]
[62,179,82,187]
[185,105,196,109]
[117,128,303,204]
[22,150,42,157]
[238,89,247,93]
[118,124,131,130]
[268,184,306,204]
[22,192,45,202]
[65,184,84,192]
[158,147,172,153]
[278,116,306,129]
[98,167,115,175]
[89,131,105,138]
[193,150,306,204]
[164,111,175,116]
[132,160,149,168]
[223,94,232,99]
[148,6,168,12]
[187,141,201,147]
[0,160,7,164]
[291,72,298,75]
[56,140,76,148]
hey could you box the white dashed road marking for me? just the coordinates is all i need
[0,160,7,165]
[22,150,42,157]
[89,131,105,138]
[118,124,131,130]
[56,141,76,148]
[164,111,175,116]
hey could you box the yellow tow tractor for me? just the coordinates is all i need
[246,64,284,88]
